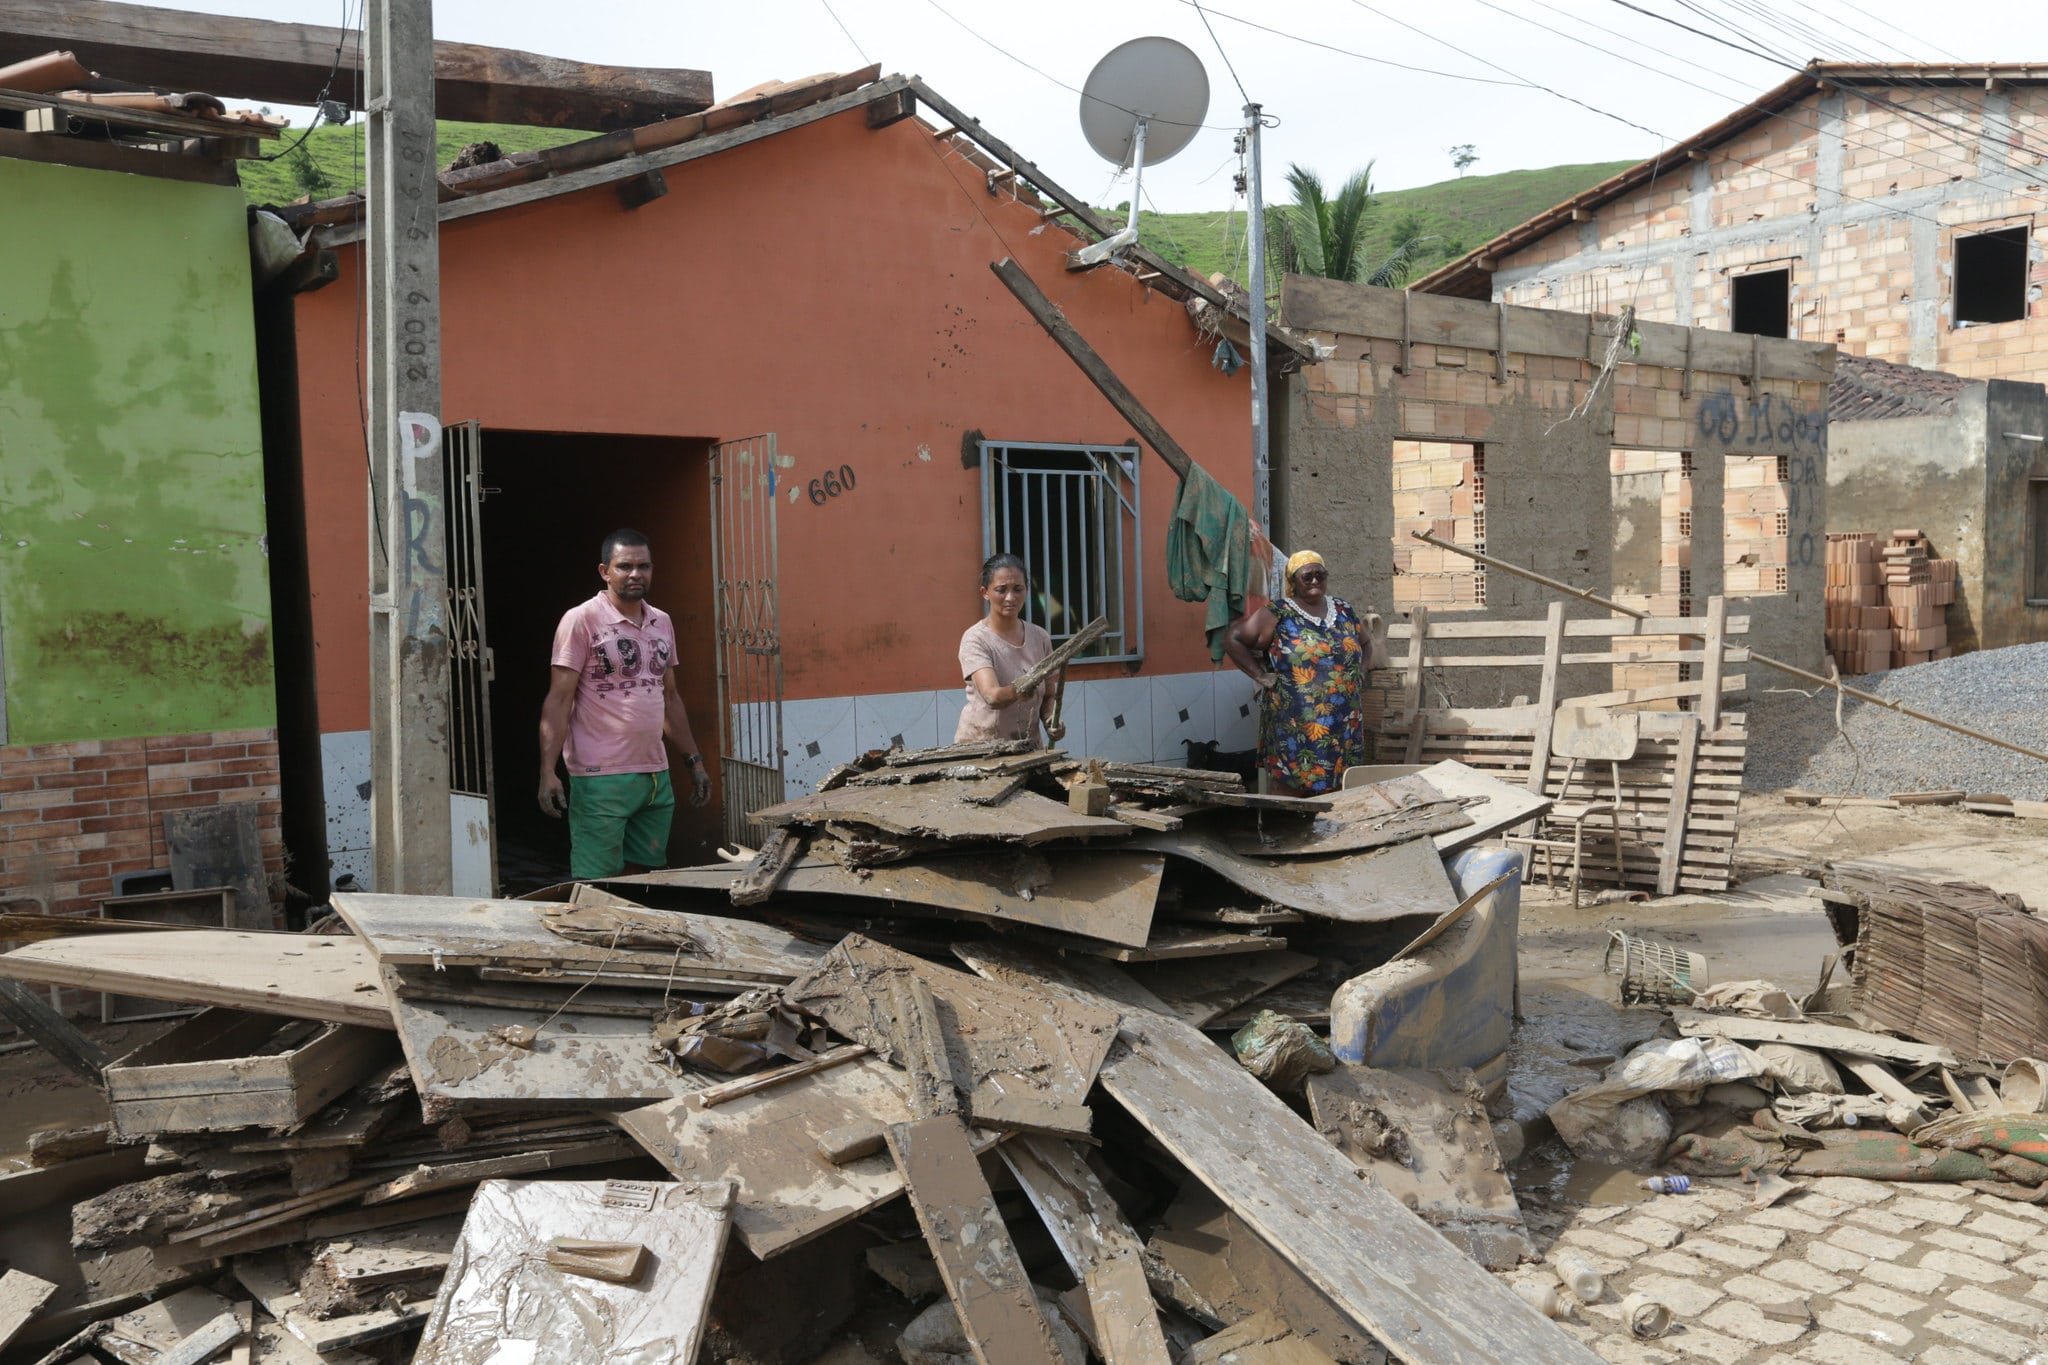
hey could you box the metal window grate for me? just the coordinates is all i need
[979,442,1143,662]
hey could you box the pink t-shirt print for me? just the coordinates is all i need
[550,593,677,776]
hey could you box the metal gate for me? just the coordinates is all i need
[709,435,786,848]
[443,421,497,894]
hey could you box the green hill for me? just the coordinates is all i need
[237,120,582,207]
[1122,158,1636,286]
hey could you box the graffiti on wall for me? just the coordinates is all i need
[1694,390,1825,458]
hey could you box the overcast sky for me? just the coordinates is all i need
[177,0,2033,211]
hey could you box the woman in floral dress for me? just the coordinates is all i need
[1224,551,1376,795]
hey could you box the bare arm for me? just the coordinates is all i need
[537,665,580,815]
[663,670,711,806]
[967,666,1018,709]
[1224,607,1279,686]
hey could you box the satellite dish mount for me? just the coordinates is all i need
[1070,37,1209,269]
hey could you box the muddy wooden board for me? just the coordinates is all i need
[752,778,1132,844]
[618,849,1167,949]
[411,1179,732,1365]
[1416,760,1554,852]
[0,932,391,1029]
[785,935,1119,1136]
[1669,1008,1960,1067]
[1127,951,1319,1028]
[1227,778,1472,858]
[1049,926,1290,963]
[953,943,1600,1365]
[1184,1312,1340,1365]
[1126,830,1458,923]
[234,1256,429,1354]
[887,1116,1065,1365]
[1001,1136,1170,1365]
[611,1054,1005,1259]
[1304,1066,1534,1270]
[332,892,824,983]
[0,1269,56,1352]
[380,966,711,1119]
[1210,976,1335,1031]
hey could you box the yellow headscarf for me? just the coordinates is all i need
[1285,550,1326,583]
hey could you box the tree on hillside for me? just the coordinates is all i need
[1449,143,1480,177]
[285,139,331,198]
[1273,163,1429,288]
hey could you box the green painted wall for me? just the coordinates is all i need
[0,157,274,744]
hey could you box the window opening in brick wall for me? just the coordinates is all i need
[1955,225,2029,326]
[979,441,1143,661]
[1731,268,1790,339]
[2029,478,2048,604]
[1611,448,1691,698]
[1392,440,1485,611]
[1725,453,1790,597]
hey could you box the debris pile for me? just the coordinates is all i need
[1547,862,2048,1200]
[0,741,1597,1363]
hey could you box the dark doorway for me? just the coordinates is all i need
[1955,226,2028,325]
[1731,268,1790,338]
[476,431,719,891]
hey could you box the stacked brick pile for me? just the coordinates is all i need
[1824,531,1960,674]
[1885,528,1958,666]
[1824,533,1889,674]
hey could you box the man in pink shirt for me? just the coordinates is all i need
[539,529,710,879]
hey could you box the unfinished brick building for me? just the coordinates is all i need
[1414,64,2048,386]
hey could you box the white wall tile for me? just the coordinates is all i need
[779,695,858,797]
[320,729,372,863]
[933,686,969,746]
[1214,671,1261,752]
[1149,671,1217,767]
[1081,675,1154,764]
[855,690,939,755]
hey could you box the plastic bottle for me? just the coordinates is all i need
[1513,1280,1565,1318]
[1552,1250,1605,1303]
[1841,1110,1860,1127]
[1642,1174,1691,1195]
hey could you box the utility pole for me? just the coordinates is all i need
[1242,102,1270,535]
[365,0,452,894]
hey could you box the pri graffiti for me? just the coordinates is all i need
[1694,390,1824,457]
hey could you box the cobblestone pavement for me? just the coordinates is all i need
[1501,1177,2048,1363]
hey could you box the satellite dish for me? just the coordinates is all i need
[1071,36,1209,268]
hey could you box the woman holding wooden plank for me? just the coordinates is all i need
[1225,550,1375,795]
[954,553,1067,746]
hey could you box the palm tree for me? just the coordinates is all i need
[1273,162,1432,288]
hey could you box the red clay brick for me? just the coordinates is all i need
[36,771,107,791]
[188,775,249,794]
[75,878,115,898]
[221,757,278,776]
[82,816,144,835]
[245,742,281,758]
[149,792,220,812]
[144,747,190,766]
[181,744,249,763]
[9,757,78,777]
[0,776,35,795]
[43,801,109,821]
[99,780,150,801]
[147,778,192,797]
[72,754,137,772]
[152,760,223,781]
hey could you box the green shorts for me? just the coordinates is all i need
[567,770,675,880]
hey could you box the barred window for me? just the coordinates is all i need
[979,442,1142,662]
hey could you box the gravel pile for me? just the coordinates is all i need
[1741,642,2048,799]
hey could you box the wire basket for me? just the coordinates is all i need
[1604,930,1706,1006]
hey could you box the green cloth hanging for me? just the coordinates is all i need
[1166,463,1253,663]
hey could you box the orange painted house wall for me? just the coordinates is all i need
[289,104,1258,866]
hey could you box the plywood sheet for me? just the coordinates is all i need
[0,1268,57,1352]
[619,849,1166,949]
[1417,761,1554,852]
[413,1179,736,1365]
[1304,1066,1534,1270]
[753,779,1132,845]
[381,966,711,1118]
[953,943,1599,1365]
[1227,778,1472,858]
[785,935,1119,1136]
[1670,1008,1959,1067]
[1128,952,1319,1028]
[611,1055,1004,1259]
[332,892,825,983]
[1127,830,1458,923]
[0,932,391,1029]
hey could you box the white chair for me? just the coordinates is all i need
[1512,707,1645,907]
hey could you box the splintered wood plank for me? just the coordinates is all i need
[235,1255,430,1354]
[611,1055,1005,1258]
[953,942,1600,1365]
[332,892,825,984]
[785,935,1119,1137]
[359,1137,639,1204]
[0,932,391,1029]
[0,1269,57,1352]
[411,1179,732,1365]
[1001,1137,1170,1365]
[1050,926,1289,963]
[1185,1312,1340,1365]
[94,1287,240,1362]
[886,1117,1064,1365]
[752,779,1132,845]
[1415,760,1554,850]
[1127,830,1458,923]
[379,967,712,1119]
[1127,951,1318,1028]
[621,848,1166,949]
[1669,1009,1959,1067]
[1304,1066,1534,1271]
[1226,779,1472,858]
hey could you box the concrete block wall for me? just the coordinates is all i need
[1489,81,2048,382]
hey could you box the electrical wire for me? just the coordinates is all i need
[1174,2,1535,88]
[818,0,871,66]
[260,0,357,161]
[1190,0,1251,106]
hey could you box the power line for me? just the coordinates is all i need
[818,0,871,66]
[1175,1,1535,88]
[259,0,358,161]
[1190,0,1251,106]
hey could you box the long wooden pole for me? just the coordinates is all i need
[1410,529,2048,768]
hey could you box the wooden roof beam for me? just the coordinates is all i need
[0,0,712,130]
